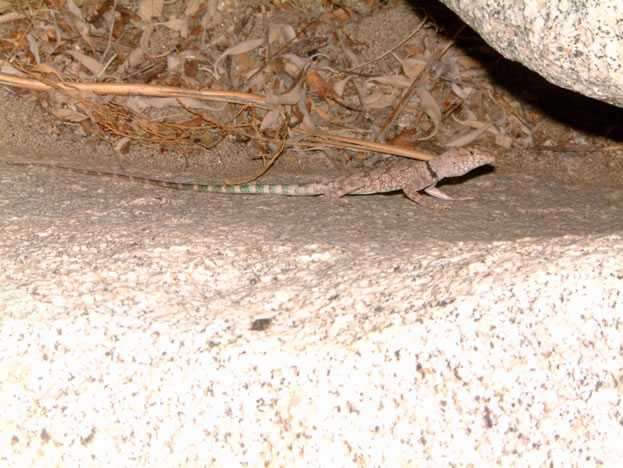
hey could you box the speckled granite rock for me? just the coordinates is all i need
[439,0,623,107]
[2,151,623,466]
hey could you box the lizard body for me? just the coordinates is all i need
[6,145,495,207]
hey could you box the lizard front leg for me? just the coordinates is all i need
[424,186,474,201]
[403,182,452,209]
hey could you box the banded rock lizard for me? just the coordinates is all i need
[7,145,495,208]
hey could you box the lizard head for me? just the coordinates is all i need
[429,145,496,178]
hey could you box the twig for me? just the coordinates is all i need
[0,72,275,109]
[376,23,466,142]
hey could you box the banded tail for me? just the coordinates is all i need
[6,161,324,196]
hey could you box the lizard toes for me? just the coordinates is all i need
[320,194,352,206]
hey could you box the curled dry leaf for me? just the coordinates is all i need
[332,77,352,97]
[365,75,413,89]
[281,53,307,72]
[213,38,263,79]
[415,86,441,138]
[444,122,493,147]
[361,89,397,109]
[266,76,305,106]
[450,82,474,100]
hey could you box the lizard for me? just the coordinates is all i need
[6,145,495,208]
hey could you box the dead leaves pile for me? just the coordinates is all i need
[0,0,505,179]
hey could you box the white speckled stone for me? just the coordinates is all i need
[1,234,622,466]
[439,0,623,107]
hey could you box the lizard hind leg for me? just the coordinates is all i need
[321,175,367,201]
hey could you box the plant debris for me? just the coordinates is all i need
[0,0,618,182]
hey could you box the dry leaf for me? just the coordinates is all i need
[265,78,305,106]
[31,63,64,80]
[306,71,339,102]
[365,75,413,89]
[416,87,441,125]
[230,52,257,87]
[361,89,396,109]
[328,5,351,24]
[65,4,97,55]
[114,137,131,154]
[444,123,493,147]
[66,0,84,20]
[26,34,40,64]
[139,23,154,54]
[313,106,339,122]
[201,0,221,30]
[401,56,426,78]
[118,47,147,73]
[185,0,205,16]
[413,87,441,140]
[450,82,474,100]
[260,109,284,131]
[214,38,263,79]
[1,62,25,76]
[281,53,306,72]
[139,0,164,21]
[387,128,418,149]
[332,77,352,97]
[269,23,296,45]
[48,107,89,122]
[404,43,423,56]
[162,17,189,38]
[0,11,25,23]
[67,50,103,76]
[125,96,222,113]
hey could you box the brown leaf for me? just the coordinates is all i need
[306,71,339,102]
[387,129,418,149]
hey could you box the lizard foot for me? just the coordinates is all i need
[320,194,352,206]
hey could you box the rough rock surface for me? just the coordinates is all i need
[2,150,623,466]
[439,0,623,107]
